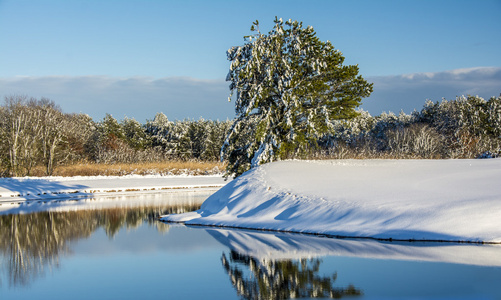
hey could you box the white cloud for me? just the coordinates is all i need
[363,67,501,114]
[0,76,234,122]
[1,67,500,122]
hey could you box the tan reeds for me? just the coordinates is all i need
[28,160,226,177]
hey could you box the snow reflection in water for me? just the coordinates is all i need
[0,191,500,300]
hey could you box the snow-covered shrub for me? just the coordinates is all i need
[386,123,445,158]
[368,111,416,151]
[411,95,501,158]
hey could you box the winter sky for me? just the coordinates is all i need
[1,0,500,122]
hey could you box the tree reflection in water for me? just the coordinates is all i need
[0,203,199,287]
[222,250,362,299]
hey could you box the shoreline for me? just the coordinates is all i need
[166,220,501,245]
[0,174,227,202]
[161,159,501,244]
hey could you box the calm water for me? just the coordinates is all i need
[1,191,500,300]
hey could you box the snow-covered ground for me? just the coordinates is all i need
[0,189,216,215]
[162,159,501,244]
[0,175,227,204]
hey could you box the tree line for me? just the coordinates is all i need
[320,94,501,160]
[0,95,231,177]
[1,94,499,177]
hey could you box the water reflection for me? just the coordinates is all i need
[2,193,500,299]
[205,228,501,299]
[0,194,203,287]
[206,229,364,299]
[206,228,501,267]
[222,250,361,299]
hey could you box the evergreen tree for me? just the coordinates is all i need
[221,18,373,177]
[121,117,150,150]
[177,119,206,160]
[201,120,232,161]
[145,112,173,149]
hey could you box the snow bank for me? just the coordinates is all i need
[0,189,214,215]
[0,174,227,201]
[162,159,501,243]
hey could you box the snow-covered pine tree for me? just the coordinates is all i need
[201,120,232,161]
[121,117,150,150]
[145,112,173,150]
[221,17,373,177]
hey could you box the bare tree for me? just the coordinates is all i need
[37,98,68,175]
[0,96,32,176]
[0,96,91,176]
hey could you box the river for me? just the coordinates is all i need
[1,191,500,299]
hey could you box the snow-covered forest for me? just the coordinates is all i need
[0,95,232,177]
[0,94,500,177]
[319,94,501,160]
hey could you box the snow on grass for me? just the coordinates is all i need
[162,159,501,243]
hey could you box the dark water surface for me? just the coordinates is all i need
[1,191,500,300]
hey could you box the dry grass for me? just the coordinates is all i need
[29,160,226,177]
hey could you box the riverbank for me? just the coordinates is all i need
[0,174,227,201]
[162,159,501,244]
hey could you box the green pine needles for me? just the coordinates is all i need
[221,17,373,177]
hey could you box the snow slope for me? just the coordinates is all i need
[162,159,501,243]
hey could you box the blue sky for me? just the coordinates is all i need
[1,0,500,121]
